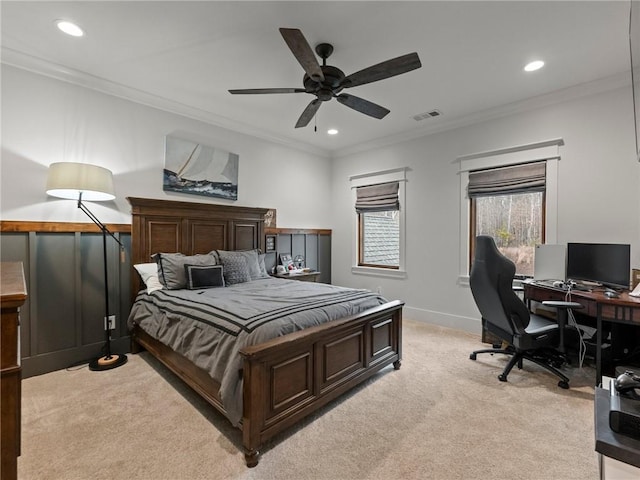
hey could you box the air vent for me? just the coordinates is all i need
[412,110,442,121]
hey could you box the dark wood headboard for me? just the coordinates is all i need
[127,197,268,296]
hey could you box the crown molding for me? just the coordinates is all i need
[3,47,629,161]
[1,47,330,159]
[332,71,631,159]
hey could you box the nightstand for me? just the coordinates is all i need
[273,271,321,282]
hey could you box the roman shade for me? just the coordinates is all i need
[467,162,546,198]
[355,181,400,213]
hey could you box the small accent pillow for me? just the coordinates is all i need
[220,255,252,285]
[217,249,268,280]
[133,263,164,294]
[152,252,218,289]
[184,264,225,289]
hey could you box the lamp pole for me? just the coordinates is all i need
[77,193,127,371]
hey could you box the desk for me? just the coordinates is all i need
[523,282,640,386]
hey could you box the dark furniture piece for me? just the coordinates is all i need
[272,270,321,282]
[1,262,27,480]
[595,387,640,475]
[524,282,640,386]
[468,236,580,388]
[127,197,403,467]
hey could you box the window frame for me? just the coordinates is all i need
[456,138,564,285]
[358,210,400,270]
[350,167,407,279]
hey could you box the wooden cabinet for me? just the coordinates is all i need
[1,262,27,480]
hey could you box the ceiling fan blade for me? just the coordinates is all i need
[295,99,322,128]
[341,52,422,88]
[229,88,306,94]
[279,28,325,83]
[336,93,390,119]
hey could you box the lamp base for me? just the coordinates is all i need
[89,353,128,371]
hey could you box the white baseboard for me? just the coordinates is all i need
[404,306,481,334]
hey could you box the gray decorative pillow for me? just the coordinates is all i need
[221,255,252,285]
[217,249,266,280]
[184,264,225,289]
[152,252,218,289]
[257,253,270,278]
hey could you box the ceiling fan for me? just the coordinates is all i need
[229,28,422,128]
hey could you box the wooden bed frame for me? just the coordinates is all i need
[127,197,404,467]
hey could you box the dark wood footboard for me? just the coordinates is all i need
[240,299,403,466]
[130,299,403,467]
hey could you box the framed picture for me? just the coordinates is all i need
[279,253,293,270]
[163,135,239,200]
[264,209,277,228]
[265,234,276,253]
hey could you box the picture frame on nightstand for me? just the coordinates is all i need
[265,234,276,253]
[279,253,293,270]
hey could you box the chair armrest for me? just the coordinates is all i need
[541,300,583,310]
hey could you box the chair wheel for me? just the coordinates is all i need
[558,380,569,389]
[498,374,508,382]
[470,353,477,360]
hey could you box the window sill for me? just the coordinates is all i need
[352,266,407,279]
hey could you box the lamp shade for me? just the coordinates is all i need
[46,162,115,201]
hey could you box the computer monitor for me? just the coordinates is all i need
[533,244,566,281]
[566,243,631,290]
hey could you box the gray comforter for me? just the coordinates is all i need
[127,277,387,425]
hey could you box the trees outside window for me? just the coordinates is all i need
[471,191,545,276]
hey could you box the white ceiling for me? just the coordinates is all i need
[1,1,633,157]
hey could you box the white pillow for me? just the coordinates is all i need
[134,263,164,293]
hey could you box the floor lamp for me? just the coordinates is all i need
[46,162,128,371]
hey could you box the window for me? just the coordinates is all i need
[350,168,407,278]
[456,138,563,284]
[359,210,400,268]
[356,181,400,269]
[468,162,546,277]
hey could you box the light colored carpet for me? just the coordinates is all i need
[18,319,598,480]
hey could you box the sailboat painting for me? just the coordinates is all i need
[163,135,239,200]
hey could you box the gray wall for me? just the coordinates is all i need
[1,227,332,377]
[264,232,332,284]
[1,231,131,378]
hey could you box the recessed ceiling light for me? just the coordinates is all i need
[524,60,544,72]
[327,129,338,135]
[56,20,84,37]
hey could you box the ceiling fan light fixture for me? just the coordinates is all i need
[524,60,544,72]
[327,128,339,135]
[230,28,422,129]
[56,20,84,37]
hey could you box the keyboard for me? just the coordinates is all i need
[533,280,592,292]
[534,280,566,289]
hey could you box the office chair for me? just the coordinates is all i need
[469,235,582,389]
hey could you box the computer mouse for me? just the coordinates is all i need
[604,291,619,298]
[615,371,640,395]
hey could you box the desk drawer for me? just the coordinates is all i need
[524,285,598,317]
[600,305,640,324]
